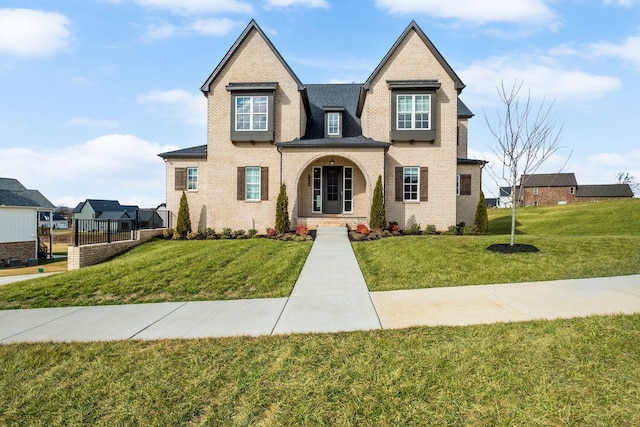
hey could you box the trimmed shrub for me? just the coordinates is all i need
[247,229,258,238]
[474,191,489,234]
[275,184,290,234]
[369,175,386,230]
[424,224,437,235]
[355,224,370,235]
[295,224,308,236]
[175,191,191,237]
[403,223,422,235]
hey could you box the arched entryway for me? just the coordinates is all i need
[295,155,370,228]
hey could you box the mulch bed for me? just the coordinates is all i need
[487,243,539,253]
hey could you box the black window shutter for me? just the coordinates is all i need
[420,167,428,201]
[461,174,472,195]
[175,168,187,191]
[261,167,268,201]
[395,167,403,201]
[237,167,245,200]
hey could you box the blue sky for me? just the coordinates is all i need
[1,0,639,207]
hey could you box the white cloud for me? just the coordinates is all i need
[375,0,555,25]
[459,55,621,107]
[589,32,640,71]
[137,89,206,126]
[142,18,244,40]
[603,0,639,6]
[0,8,72,56]
[264,0,329,8]
[68,117,120,128]
[0,135,178,207]
[134,0,253,15]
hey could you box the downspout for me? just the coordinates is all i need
[277,145,283,184]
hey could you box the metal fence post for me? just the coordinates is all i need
[74,219,79,247]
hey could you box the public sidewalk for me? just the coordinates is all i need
[1,228,640,344]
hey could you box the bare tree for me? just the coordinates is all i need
[485,81,565,246]
[616,172,639,196]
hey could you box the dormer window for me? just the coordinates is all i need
[323,106,344,138]
[327,112,340,136]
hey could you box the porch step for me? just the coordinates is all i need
[300,216,367,230]
[316,226,348,236]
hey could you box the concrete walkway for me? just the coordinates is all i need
[1,227,640,343]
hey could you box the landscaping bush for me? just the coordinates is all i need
[389,222,401,234]
[355,224,370,235]
[275,184,290,234]
[403,223,422,235]
[369,175,386,230]
[474,191,489,234]
[247,229,258,238]
[295,225,308,237]
[424,224,438,235]
[232,229,246,239]
[175,191,192,237]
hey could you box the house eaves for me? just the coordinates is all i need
[356,20,465,117]
[200,19,310,117]
[158,144,207,159]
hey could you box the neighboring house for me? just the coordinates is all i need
[498,186,520,208]
[519,173,633,206]
[485,198,498,209]
[73,199,138,231]
[136,209,164,229]
[159,20,487,232]
[0,178,55,263]
[39,212,68,229]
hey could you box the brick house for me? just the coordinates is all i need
[159,20,486,232]
[519,173,634,206]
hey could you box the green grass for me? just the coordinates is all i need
[0,239,311,310]
[354,199,640,292]
[2,314,639,426]
[488,199,640,235]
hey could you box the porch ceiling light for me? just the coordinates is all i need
[330,158,335,166]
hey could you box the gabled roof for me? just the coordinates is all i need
[500,186,520,197]
[577,184,634,198]
[521,173,577,188]
[158,144,207,159]
[0,178,55,209]
[357,20,465,117]
[96,211,131,220]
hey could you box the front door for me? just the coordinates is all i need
[323,166,343,214]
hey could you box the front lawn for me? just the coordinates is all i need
[354,234,640,291]
[2,314,639,425]
[0,239,311,310]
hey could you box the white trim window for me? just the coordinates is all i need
[403,167,419,201]
[343,167,353,213]
[245,167,261,201]
[187,167,198,191]
[327,112,340,136]
[235,96,268,131]
[533,187,539,195]
[397,94,431,130]
[312,167,322,213]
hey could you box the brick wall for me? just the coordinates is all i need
[522,187,577,206]
[0,241,36,265]
[361,30,459,230]
[67,229,164,270]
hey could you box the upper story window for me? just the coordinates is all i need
[226,82,277,142]
[388,80,440,142]
[327,112,340,136]
[569,186,575,194]
[236,96,268,131]
[187,167,198,191]
[533,187,539,195]
[397,94,431,130]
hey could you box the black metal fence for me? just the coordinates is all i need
[74,218,135,246]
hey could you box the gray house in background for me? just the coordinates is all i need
[73,199,164,230]
[0,178,55,264]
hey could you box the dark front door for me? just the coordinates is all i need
[323,166,343,214]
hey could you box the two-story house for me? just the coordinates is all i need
[159,20,486,232]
